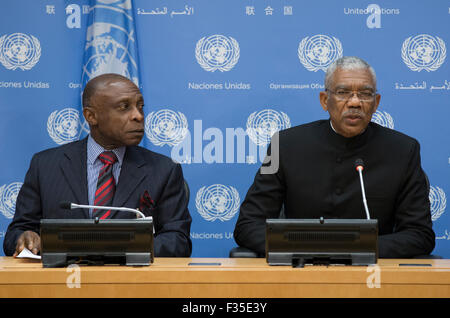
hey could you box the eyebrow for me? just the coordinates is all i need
[334,84,375,91]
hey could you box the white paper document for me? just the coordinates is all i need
[16,248,41,260]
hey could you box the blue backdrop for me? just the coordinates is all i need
[0,0,449,258]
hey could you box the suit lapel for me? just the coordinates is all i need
[60,138,89,218]
[112,146,147,214]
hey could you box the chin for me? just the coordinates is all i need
[127,137,143,146]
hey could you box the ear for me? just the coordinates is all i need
[83,107,98,126]
[319,91,329,111]
[372,93,381,113]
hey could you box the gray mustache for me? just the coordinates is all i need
[343,110,365,118]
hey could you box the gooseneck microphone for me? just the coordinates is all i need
[354,159,371,220]
[60,201,148,220]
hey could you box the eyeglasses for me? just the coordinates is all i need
[326,89,377,102]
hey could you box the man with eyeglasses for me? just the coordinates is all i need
[234,56,435,258]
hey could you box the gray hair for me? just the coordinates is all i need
[324,56,377,89]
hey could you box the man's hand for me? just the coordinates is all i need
[13,231,41,257]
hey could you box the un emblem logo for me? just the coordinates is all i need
[0,33,41,71]
[430,186,446,222]
[195,35,240,72]
[401,34,446,72]
[0,182,22,219]
[47,108,90,145]
[145,109,188,146]
[246,109,291,146]
[298,34,343,72]
[195,184,240,222]
[81,2,140,87]
[371,110,394,129]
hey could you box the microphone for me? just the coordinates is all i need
[60,201,148,220]
[354,159,371,220]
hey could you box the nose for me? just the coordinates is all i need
[347,92,362,106]
[131,106,144,122]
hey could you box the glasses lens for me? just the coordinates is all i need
[332,90,375,101]
[359,93,375,101]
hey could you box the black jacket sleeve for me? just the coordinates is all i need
[234,143,284,255]
[152,163,192,257]
[378,141,435,258]
[3,154,42,256]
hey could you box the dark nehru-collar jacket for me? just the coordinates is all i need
[234,120,435,258]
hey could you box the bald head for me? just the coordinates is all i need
[82,73,136,109]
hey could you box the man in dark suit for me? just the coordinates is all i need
[234,56,435,258]
[4,73,192,257]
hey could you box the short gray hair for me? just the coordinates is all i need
[324,56,377,89]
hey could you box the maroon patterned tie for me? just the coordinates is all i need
[94,151,118,219]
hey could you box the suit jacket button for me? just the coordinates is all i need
[335,188,342,195]
[336,157,342,163]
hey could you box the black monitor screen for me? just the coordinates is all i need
[40,219,154,268]
[265,218,378,267]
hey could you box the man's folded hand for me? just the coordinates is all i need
[13,231,41,257]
